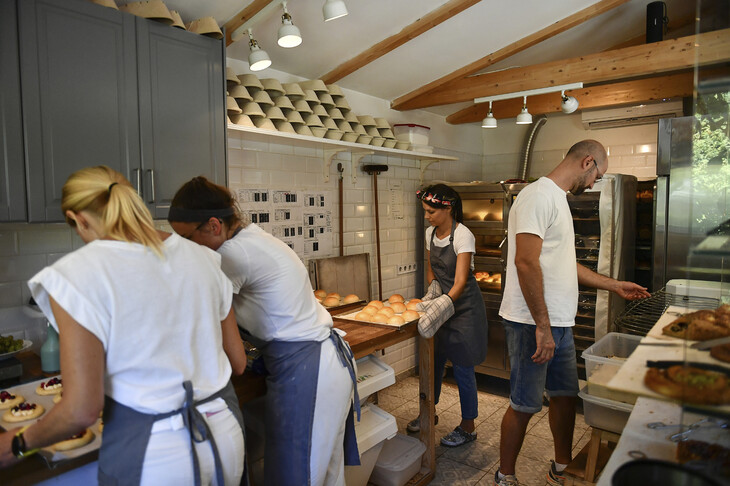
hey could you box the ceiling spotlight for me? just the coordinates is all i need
[247,28,271,71]
[560,90,579,113]
[323,0,348,22]
[516,96,532,125]
[481,101,497,128]
[278,1,302,48]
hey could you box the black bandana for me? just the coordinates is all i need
[167,206,235,223]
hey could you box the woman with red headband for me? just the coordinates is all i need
[408,183,488,447]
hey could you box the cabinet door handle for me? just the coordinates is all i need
[133,169,141,197]
[146,169,155,203]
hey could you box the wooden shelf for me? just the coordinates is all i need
[227,124,458,184]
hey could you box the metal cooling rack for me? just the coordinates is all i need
[614,289,720,336]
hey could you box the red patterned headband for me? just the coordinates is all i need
[416,189,455,207]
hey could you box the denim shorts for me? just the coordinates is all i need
[503,319,579,414]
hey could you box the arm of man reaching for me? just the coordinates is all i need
[576,264,651,300]
[514,233,555,364]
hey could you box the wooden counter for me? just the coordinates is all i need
[5,321,436,485]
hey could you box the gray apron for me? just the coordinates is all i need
[261,328,360,486]
[429,219,488,367]
[98,380,244,486]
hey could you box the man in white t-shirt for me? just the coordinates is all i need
[494,140,650,486]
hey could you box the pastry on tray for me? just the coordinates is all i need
[0,391,24,410]
[53,428,95,451]
[662,306,730,341]
[3,402,45,422]
[36,377,63,396]
[644,365,730,405]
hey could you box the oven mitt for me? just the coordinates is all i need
[416,294,454,338]
[421,280,443,302]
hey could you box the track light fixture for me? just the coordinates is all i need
[247,28,271,71]
[323,0,348,22]
[481,101,497,128]
[560,90,579,114]
[515,96,532,125]
[278,1,302,48]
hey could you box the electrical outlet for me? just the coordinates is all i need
[397,263,418,275]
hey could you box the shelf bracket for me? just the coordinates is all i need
[419,159,442,185]
[323,149,348,183]
[350,150,374,185]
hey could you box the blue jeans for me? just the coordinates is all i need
[434,353,478,420]
[503,319,579,414]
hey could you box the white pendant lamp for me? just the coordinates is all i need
[515,96,532,125]
[247,28,271,71]
[560,90,579,113]
[277,1,302,48]
[481,101,497,128]
[323,0,347,22]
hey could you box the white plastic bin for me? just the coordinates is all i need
[408,144,434,154]
[581,332,641,400]
[356,354,395,403]
[370,433,426,486]
[345,404,397,486]
[578,385,633,434]
[393,124,430,146]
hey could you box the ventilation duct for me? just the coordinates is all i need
[519,115,547,181]
[581,101,684,130]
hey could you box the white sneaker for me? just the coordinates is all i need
[494,470,521,486]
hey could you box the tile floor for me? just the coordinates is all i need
[371,373,599,486]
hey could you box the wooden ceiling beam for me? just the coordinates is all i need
[391,0,631,111]
[320,0,481,85]
[395,28,730,111]
[223,0,275,47]
[445,72,695,124]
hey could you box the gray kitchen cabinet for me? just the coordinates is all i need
[0,0,27,221]
[17,0,226,222]
[136,18,227,219]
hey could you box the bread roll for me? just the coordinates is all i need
[390,302,406,314]
[343,294,360,304]
[387,315,405,325]
[326,292,341,300]
[408,298,422,304]
[406,301,420,311]
[314,289,327,299]
[388,294,405,304]
[361,305,379,315]
[368,300,384,309]
[323,296,340,307]
[372,313,388,324]
[378,307,395,317]
[402,310,420,322]
[354,312,371,320]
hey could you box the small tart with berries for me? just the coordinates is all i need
[53,428,95,451]
[0,391,24,410]
[2,402,45,422]
[53,392,63,404]
[36,377,62,396]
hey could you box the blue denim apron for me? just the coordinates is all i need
[429,219,488,366]
[98,380,244,486]
[261,328,360,485]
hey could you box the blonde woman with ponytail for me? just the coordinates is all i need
[0,166,248,486]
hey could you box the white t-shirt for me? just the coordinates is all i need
[28,234,234,414]
[425,223,476,270]
[218,224,332,343]
[499,177,578,327]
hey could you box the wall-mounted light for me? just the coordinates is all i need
[515,96,532,125]
[560,90,579,113]
[481,101,497,128]
[323,0,348,22]
[278,1,302,48]
[247,28,271,71]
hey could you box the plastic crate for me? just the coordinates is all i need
[370,433,426,486]
[356,354,395,402]
[581,332,641,399]
[578,385,633,434]
[345,404,397,486]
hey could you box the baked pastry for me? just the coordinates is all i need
[361,306,378,315]
[387,315,405,325]
[3,402,45,422]
[406,301,420,311]
[390,302,406,314]
[378,307,395,318]
[326,292,341,301]
[368,300,384,309]
[53,392,63,404]
[644,365,730,405]
[401,310,420,322]
[388,294,404,304]
[343,294,360,304]
[36,377,63,395]
[314,289,327,300]
[354,312,370,320]
[0,391,23,410]
[53,429,95,451]
[322,296,340,307]
[710,343,730,363]
[677,439,730,473]
[371,314,388,324]
[662,308,730,341]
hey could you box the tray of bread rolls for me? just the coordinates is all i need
[334,294,423,330]
[314,290,367,315]
[0,375,102,464]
